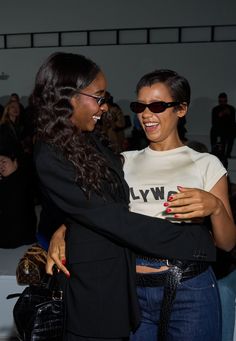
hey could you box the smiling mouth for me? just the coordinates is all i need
[92,115,101,121]
[144,122,159,127]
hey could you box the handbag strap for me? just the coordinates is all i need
[27,244,47,255]
[22,253,47,265]
[41,266,62,293]
[7,293,22,299]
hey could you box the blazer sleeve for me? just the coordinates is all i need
[34,143,216,262]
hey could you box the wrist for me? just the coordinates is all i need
[54,224,67,238]
[211,197,223,216]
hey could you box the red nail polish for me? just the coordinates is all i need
[174,214,179,218]
[166,208,172,213]
[61,259,66,265]
[66,272,70,278]
[163,202,169,207]
[168,196,173,201]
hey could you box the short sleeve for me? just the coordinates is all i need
[200,154,227,191]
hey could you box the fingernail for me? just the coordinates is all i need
[177,186,183,190]
[66,272,70,278]
[174,214,179,218]
[166,208,172,213]
[163,202,169,207]
[168,196,173,201]
[61,259,66,265]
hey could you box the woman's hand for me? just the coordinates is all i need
[164,183,236,251]
[46,224,70,277]
[164,186,222,220]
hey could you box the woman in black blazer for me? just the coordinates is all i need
[33,52,217,340]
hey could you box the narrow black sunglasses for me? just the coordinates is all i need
[78,91,108,106]
[130,101,180,114]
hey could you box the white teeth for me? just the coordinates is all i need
[145,122,158,127]
[93,115,101,120]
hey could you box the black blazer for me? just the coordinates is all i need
[34,134,215,338]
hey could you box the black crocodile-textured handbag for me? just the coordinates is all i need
[9,270,64,340]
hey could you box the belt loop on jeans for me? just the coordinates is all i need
[136,260,209,341]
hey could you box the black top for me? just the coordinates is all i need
[0,165,37,248]
[212,104,236,136]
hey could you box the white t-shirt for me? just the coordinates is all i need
[122,146,227,221]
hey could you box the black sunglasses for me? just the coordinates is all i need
[78,91,108,106]
[130,101,180,114]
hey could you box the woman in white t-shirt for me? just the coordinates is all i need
[124,69,236,341]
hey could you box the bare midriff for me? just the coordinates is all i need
[136,265,169,273]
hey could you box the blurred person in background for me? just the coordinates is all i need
[210,92,236,159]
[100,92,126,152]
[0,125,37,248]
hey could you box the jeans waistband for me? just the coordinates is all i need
[136,260,209,341]
[136,260,209,287]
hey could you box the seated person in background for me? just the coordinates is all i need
[1,101,36,178]
[0,126,37,248]
[9,92,25,118]
[1,101,24,147]
[100,92,126,152]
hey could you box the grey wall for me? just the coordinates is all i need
[0,0,234,32]
[0,0,235,142]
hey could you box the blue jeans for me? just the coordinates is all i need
[130,267,222,341]
[65,332,128,340]
[218,270,236,341]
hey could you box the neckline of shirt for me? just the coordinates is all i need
[145,145,189,156]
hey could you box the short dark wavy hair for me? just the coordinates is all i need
[30,52,119,197]
[136,69,191,106]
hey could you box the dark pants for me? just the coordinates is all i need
[210,129,235,157]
